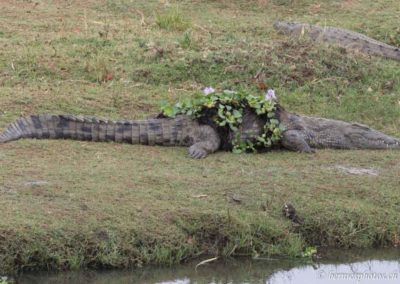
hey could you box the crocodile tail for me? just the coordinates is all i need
[0,114,188,146]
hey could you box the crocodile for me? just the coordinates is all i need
[1,107,399,158]
[273,21,400,61]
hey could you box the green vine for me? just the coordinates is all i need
[160,89,285,153]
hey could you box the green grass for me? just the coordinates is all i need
[0,0,399,274]
[156,7,192,31]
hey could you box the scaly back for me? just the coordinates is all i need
[273,21,400,61]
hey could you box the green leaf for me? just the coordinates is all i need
[273,128,281,136]
[256,109,263,115]
[302,246,317,258]
[232,147,243,154]
[229,125,238,131]
[257,135,266,141]
[232,109,242,118]
[270,119,279,125]
[223,90,237,95]
[162,105,176,117]
[159,88,281,153]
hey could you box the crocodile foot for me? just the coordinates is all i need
[188,144,208,159]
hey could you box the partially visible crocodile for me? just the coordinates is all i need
[276,108,400,153]
[273,21,400,61]
[1,107,399,158]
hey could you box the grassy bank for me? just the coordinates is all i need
[0,0,399,274]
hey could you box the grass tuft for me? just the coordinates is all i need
[156,8,192,31]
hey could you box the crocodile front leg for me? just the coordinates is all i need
[188,125,221,159]
[281,130,315,153]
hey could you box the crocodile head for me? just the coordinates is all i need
[344,123,400,149]
[273,21,301,33]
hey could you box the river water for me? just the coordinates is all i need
[13,248,400,283]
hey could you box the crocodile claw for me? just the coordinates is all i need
[302,148,316,154]
[188,145,207,159]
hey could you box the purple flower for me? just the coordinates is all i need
[203,86,215,95]
[265,89,277,101]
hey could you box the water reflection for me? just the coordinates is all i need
[269,260,399,284]
[17,248,400,284]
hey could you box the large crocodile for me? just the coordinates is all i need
[273,21,400,61]
[1,107,399,158]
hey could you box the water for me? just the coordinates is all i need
[13,249,400,284]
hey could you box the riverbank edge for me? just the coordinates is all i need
[1,210,398,275]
